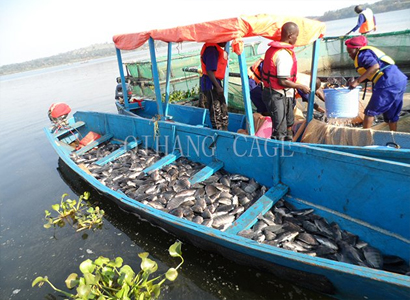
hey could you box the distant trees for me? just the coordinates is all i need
[1,0,409,75]
[317,0,410,21]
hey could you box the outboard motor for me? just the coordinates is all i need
[48,102,71,133]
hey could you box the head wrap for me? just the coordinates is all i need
[345,36,368,49]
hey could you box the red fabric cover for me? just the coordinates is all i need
[113,14,326,55]
[79,131,101,147]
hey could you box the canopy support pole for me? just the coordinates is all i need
[223,41,231,105]
[115,48,129,110]
[164,42,172,118]
[238,52,255,136]
[306,38,321,124]
[148,37,165,118]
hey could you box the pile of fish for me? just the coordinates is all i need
[70,141,409,276]
[239,199,410,275]
[70,143,266,231]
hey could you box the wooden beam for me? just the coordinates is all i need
[225,184,288,235]
[75,134,113,155]
[95,140,141,166]
[143,150,182,175]
[189,160,224,185]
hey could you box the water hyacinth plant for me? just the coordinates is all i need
[32,241,184,299]
[44,192,104,232]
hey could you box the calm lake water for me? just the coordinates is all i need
[0,9,408,300]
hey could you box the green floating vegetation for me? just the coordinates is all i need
[162,86,200,103]
[44,192,104,232]
[32,241,184,300]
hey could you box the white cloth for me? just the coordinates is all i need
[274,49,295,97]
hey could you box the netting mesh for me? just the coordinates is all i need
[301,119,374,146]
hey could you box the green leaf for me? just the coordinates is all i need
[32,276,45,287]
[140,256,157,273]
[84,273,96,285]
[165,268,178,281]
[45,210,50,216]
[43,223,51,229]
[169,241,182,257]
[65,273,79,289]
[107,257,122,268]
[120,265,135,286]
[152,284,162,298]
[94,256,109,267]
[138,252,149,259]
[83,192,90,200]
[79,259,95,274]
[76,284,92,298]
[51,204,60,211]
[115,284,130,299]
[101,266,115,280]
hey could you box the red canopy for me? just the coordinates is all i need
[113,14,326,54]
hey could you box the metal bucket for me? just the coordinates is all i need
[324,87,361,118]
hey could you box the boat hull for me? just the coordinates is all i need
[45,111,410,299]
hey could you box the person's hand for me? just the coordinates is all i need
[298,84,310,94]
[216,85,224,94]
[348,79,360,89]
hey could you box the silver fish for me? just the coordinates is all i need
[166,195,195,210]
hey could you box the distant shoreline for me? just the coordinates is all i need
[1,1,408,76]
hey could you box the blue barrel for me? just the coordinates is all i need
[324,87,361,118]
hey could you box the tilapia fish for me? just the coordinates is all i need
[72,143,264,232]
[71,142,409,276]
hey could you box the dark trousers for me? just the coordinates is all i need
[262,88,294,140]
[203,89,229,130]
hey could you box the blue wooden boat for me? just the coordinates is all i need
[44,109,410,299]
[112,15,410,164]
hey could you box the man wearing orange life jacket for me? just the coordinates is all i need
[261,22,310,141]
[345,5,376,36]
[200,42,229,131]
[247,58,268,114]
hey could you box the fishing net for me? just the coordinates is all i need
[320,30,410,70]
[301,119,374,146]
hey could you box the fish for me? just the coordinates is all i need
[72,140,410,276]
[166,195,196,210]
[363,246,383,269]
[212,214,235,228]
[275,231,299,244]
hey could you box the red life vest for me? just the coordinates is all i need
[200,43,228,80]
[261,41,297,90]
[248,58,263,84]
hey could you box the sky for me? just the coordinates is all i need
[0,0,380,66]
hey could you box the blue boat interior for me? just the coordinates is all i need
[50,111,410,266]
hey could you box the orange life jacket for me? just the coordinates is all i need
[261,41,297,90]
[200,43,228,80]
[248,58,263,84]
[359,9,376,34]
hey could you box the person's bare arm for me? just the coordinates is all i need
[207,70,223,94]
[278,78,310,94]
[348,64,379,89]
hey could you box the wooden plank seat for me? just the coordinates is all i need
[75,134,113,155]
[189,160,224,185]
[225,183,289,235]
[95,140,141,166]
[143,150,182,175]
[54,121,85,139]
